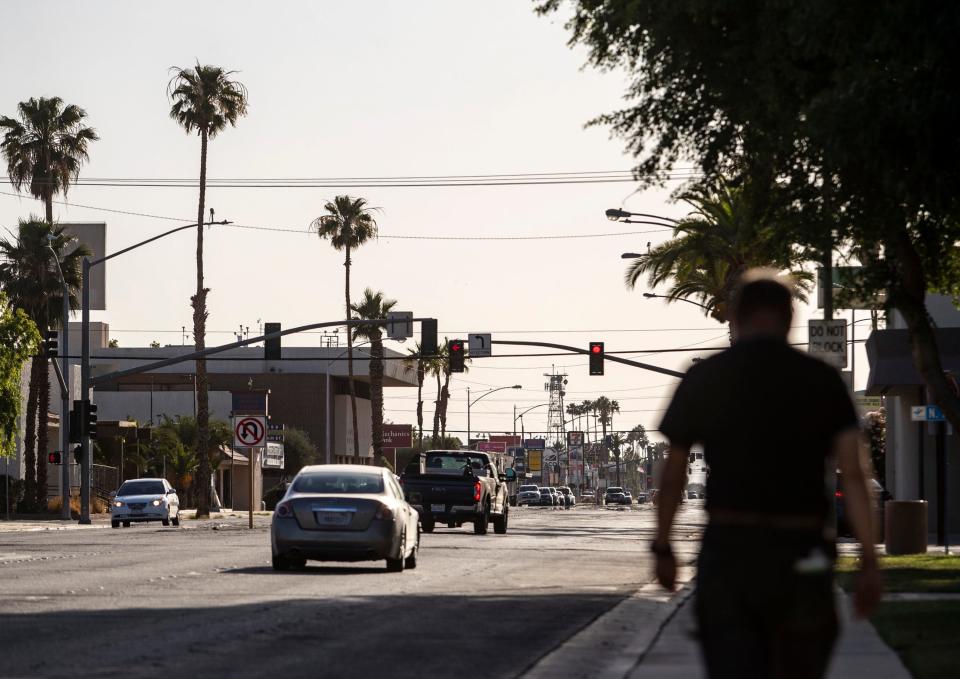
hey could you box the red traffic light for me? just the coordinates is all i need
[589,342,604,376]
[451,342,463,352]
[48,451,62,464]
[591,344,602,354]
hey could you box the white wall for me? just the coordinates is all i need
[334,395,372,459]
[95,391,233,426]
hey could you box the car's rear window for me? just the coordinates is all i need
[293,472,384,495]
[519,485,539,492]
[425,453,488,472]
[117,480,165,496]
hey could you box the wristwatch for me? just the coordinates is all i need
[650,540,673,557]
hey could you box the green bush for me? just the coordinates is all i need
[263,482,289,511]
[0,473,23,512]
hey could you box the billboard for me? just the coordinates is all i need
[527,449,542,472]
[478,441,506,453]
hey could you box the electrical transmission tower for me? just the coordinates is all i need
[544,367,568,481]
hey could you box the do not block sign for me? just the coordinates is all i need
[808,320,848,368]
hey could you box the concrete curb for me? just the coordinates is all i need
[521,568,695,679]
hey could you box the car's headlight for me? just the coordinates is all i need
[152,499,164,507]
[113,501,123,508]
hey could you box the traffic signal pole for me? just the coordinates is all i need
[491,340,684,378]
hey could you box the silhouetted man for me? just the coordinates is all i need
[653,271,881,679]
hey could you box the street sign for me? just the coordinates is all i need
[911,405,946,422]
[234,416,267,448]
[386,312,414,340]
[855,395,882,411]
[808,320,848,368]
[262,441,284,468]
[469,333,492,358]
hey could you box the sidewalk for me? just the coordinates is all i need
[630,589,912,679]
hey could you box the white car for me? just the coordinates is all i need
[111,478,180,528]
[517,484,542,506]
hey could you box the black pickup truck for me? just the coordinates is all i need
[401,450,515,534]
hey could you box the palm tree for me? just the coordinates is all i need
[438,345,469,440]
[168,63,248,517]
[0,97,98,227]
[592,396,620,474]
[625,180,813,323]
[311,196,379,460]
[351,288,397,466]
[429,341,448,445]
[402,342,435,450]
[0,219,88,508]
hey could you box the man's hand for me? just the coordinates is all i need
[854,558,882,618]
[654,551,677,591]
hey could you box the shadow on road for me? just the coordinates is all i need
[1,590,628,679]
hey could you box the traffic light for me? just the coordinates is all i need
[48,451,62,464]
[44,330,58,358]
[69,404,82,443]
[83,399,98,440]
[73,445,82,464]
[421,319,438,357]
[589,342,604,376]
[448,339,465,373]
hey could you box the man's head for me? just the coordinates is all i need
[729,269,794,341]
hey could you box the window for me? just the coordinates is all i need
[117,480,165,496]
[293,472,384,495]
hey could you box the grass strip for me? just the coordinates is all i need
[869,601,960,679]
[836,554,960,593]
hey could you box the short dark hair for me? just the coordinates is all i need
[731,275,793,328]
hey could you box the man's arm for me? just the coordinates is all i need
[835,427,882,617]
[653,444,690,590]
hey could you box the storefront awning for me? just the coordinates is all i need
[865,328,960,395]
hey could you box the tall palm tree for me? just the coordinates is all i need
[0,97,98,227]
[438,346,469,440]
[592,396,620,472]
[351,288,397,466]
[429,341,448,445]
[168,63,248,517]
[312,196,379,460]
[0,219,88,508]
[625,180,813,323]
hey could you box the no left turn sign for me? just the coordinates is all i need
[234,416,267,448]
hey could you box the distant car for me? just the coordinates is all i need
[518,484,542,506]
[687,490,699,500]
[538,488,555,507]
[836,474,890,537]
[581,489,596,502]
[623,490,633,504]
[110,478,180,529]
[272,465,420,572]
[604,486,628,506]
[557,486,576,509]
[635,492,648,504]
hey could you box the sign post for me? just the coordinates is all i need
[234,416,267,529]
[808,320,848,369]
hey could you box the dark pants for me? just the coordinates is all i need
[695,525,838,679]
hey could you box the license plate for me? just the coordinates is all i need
[315,511,351,526]
[430,504,445,513]
[130,513,145,518]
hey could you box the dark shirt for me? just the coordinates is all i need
[659,337,859,521]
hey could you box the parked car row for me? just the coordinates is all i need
[516,484,580,508]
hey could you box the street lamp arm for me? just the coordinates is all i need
[514,402,549,422]
[470,384,522,407]
[89,220,231,267]
[642,292,711,312]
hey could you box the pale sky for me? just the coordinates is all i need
[0,1,864,442]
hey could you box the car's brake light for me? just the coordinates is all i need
[275,502,293,518]
[835,490,843,498]
[473,480,482,502]
[375,504,394,521]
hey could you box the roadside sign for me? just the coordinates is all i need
[528,449,542,472]
[855,395,883,411]
[234,416,267,448]
[469,333,492,358]
[911,405,946,422]
[808,320,848,368]
[386,312,414,340]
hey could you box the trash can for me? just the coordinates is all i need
[884,500,928,555]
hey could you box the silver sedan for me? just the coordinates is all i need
[271,465,420,572]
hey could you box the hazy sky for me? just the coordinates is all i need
[0,1,863,441]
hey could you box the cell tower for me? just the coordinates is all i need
[544,366,568,449]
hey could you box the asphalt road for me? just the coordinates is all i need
[0,502,705,679]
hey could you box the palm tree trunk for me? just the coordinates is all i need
[440,368,454,439]
[344,241,361,463]
[193,129,211,518]
[415,361,424,450]
[431,372,441,444]
[370,337,385,466]
[22,356,40,511]
[36,358,50,508]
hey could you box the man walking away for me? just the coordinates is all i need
[652,270,881,679]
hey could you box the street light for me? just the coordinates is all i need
[78,217,230,523]
[513,402,549,439]
[642,291,711,312]
[467,385,521,448]
[605,208,679,226]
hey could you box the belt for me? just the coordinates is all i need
[708,509,824,531]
